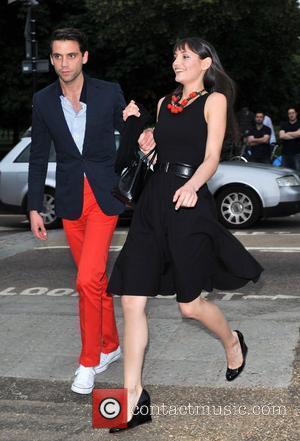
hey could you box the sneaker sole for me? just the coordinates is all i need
[95,352,121,374]
[71,383,94,394]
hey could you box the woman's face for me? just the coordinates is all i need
[172,45,210,86]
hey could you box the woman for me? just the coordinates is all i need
[108,37,263,432]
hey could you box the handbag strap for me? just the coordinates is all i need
[140,148,157,166]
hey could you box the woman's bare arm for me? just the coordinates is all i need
[188,92,227,191]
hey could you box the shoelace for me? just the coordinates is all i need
[99,353,109,364]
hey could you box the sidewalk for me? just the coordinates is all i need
[0,230,299,440]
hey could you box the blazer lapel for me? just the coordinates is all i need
[81,76,105,155]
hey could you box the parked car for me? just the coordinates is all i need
[1,132,300,229]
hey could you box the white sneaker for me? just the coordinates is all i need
[71,365,96,394]
[95,346,122,374]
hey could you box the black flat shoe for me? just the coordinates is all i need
[226,330,248,381]
[109,388,152,433]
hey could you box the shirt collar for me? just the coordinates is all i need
[57,73,88,104]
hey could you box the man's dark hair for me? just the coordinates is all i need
[50,28,88,54]
[255,111,265,116]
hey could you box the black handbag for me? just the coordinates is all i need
[112,148,156,207]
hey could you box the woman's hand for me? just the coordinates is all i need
[173,182,198,210]
[123,100,141,121]
[138,128,156,154]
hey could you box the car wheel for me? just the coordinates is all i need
[215,185,261,229]
[40,188,61,228]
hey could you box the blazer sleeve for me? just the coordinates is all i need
[114,104,151,174]
[27,94,52,212]
[113,83,126,134]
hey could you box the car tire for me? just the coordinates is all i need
[215,185,261,229]
[26,188,61,229]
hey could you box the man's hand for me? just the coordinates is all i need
[138,128,156,154]
[279,130,295,140]
[280,132,293,140]
[30,210,48,240]
[286,129,300,139]
[248,135,270,145]
[123,100,141,121]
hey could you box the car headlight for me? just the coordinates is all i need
[277,175,300,187]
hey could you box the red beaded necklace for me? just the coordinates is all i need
[167,89,205,114]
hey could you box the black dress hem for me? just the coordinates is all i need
[107,269,263,303]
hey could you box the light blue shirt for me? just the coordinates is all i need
[263,115,276,144]
[60,95,87,154]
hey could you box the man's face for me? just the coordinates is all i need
[288,109,297,123]
[50,40,88,84]
[255,113,264,125]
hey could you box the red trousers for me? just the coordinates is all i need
[63,178,119,367]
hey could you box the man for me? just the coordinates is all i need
[279,108,300,170]
[28,28,153,394]
[247,111,271,163]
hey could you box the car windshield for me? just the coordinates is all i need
[21,128,31,138]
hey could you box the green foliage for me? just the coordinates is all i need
[82,0,300,121]
[0,2,32,136]
[1,0,300,136]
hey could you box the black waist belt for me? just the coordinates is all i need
[154,161,197,179]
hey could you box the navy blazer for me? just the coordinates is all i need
[28,75,126,219]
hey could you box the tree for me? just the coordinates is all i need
[82,0,300,120]
[0,1,33,141]
[0,0,88,142]
[1,0,299,140]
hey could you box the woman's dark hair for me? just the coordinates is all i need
[50,28,88,55]
[173,37,239,143]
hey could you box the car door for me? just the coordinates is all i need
[0,138,56,208]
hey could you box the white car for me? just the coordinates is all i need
[1,133,300,228]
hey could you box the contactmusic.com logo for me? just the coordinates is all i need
[92,389,128,429]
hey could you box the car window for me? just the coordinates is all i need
[15,142,56,163]
[15,133,119,162]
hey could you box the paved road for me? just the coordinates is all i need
[0,215,299,441]
[1,212,300,232]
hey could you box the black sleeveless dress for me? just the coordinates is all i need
[107,94,263,303]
